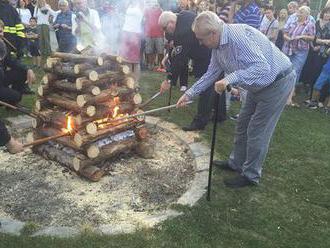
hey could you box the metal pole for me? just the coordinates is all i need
[167,85,172,112]
[207,92,221,201]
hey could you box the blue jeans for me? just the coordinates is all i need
[314,70,330,94]
[288,50,309,84]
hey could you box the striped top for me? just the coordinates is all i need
[234,1,261,29]
[185,24,292,98]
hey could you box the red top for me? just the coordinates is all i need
[144,7,163,38]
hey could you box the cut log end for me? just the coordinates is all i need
[35,100,42,112]
[74,64,80,74]
[46,58,60,69]
[135,127,149,141]
[86,122,98,135]
[125,77,136,89]
[133,94,143,105]
[86,106,96,117]
[80,165,105,182]
[74,133,83,147]
[77,95,87,107]
[91,86,101,96]
[87,145,100,159]
[32,118,39,128]
[41,75,49,85]
[97,57,104,66]
[72,157,81,171]
[89,71,99,82]
[116,56,123,64]
[121,65,130,75]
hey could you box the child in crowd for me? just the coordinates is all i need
[26,17,41,67]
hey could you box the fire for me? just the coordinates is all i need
[66,115,74,133]
[114,97,120,105]
[112,106,120,118]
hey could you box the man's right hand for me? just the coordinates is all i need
[176,94,191,108]
[160,80,171,94]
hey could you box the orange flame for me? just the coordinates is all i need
[66,115,74,133]
[112,106,120,118]
[114,97,120,105]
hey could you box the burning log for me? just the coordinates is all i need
[45,79,102,96]
[74,63,94,74]
[32,142,105,181]
[85,102,135,118]
[32,142,87,171]
[46,58,61,69]
[75,75,136,91]
[79,166,105,182]
[24,132,71,148]
[51,52,104,66]
[45,62,99,82]
[101,54,123,64]
[41,94,82,112]
[76,87,132,107]
[73,119,141,147]
[41,73,64,85]
[86,136,137,159]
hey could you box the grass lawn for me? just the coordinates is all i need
[0,69,330,248]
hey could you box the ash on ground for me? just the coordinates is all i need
[0,127,195,227]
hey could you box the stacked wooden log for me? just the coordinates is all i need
[28,52,148,181]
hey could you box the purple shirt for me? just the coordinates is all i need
[282,18,316,55]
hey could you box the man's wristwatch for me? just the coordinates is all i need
[226,84,232,92]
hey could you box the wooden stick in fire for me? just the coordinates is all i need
[96,101,194,125]
[139,92,161,109]
[23,131,72,148]
[0,100,38,118]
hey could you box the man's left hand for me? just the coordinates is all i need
[214,79,229,94]
[26,69,36,85]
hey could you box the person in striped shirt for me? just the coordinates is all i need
[177,11,296,188]
[234,0,261,29]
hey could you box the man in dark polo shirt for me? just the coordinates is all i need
[159,10,224,131]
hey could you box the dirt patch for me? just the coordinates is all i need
[0,127,195,227]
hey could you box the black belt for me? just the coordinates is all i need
[275,66,294,82]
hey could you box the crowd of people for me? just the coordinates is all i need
[0,0,329,186]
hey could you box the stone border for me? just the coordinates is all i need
[0,116,209,237]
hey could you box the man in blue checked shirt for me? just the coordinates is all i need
[234,0,262,29]
[177,11,296,188]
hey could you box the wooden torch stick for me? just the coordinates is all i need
[96,101,194,126]
[23,132,71,148]
[0,100,38,118]
[2,37,17,52]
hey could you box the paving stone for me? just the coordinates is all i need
[97,223,136,235]
[6,115,34,130]
[195,155,210,172]
[0,218,25,236]
[189,142,210,157]
[32,226,80,238]
[177,171,208,206]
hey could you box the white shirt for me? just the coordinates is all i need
[33,5,57,25]
[72,8,102,48]
[72,8,101,35]
[16,8,31,26]
[122,6,143,34]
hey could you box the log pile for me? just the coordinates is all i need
[29,52,150,181]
